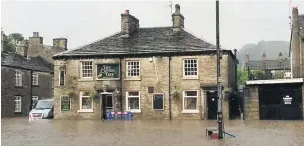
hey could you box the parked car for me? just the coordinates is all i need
[29,99,54,119]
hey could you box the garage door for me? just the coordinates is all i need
[259,84,303,120]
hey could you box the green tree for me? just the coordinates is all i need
[237,69,248,88]
[2,32,24,53]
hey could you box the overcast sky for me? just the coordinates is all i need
[2,0,304,50]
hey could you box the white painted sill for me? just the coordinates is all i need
[129,110,141,113]
[77,109,94,113]
[181,77,199,80]
[182,110,200,114]
[124,78,141,81]
[78,78,94,82]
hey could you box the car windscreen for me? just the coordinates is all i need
[34,101,53,109]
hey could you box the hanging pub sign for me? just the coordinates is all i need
[61,96,71,111]
[96,63,120,79]
[283,95,292,104]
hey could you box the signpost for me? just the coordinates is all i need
[61,96,70,111]
[96,63,120,79]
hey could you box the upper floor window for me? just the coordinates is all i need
[32,73,38,85]
[59,70,65,86]
[183,59,198,77]
[15,70,22,86]
[81,61,93,78]
[126,61,140,77]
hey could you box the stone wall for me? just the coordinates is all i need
[1,66,53,117]
[243,86,259,120]
[53,54,236,120]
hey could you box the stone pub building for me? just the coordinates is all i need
[53,4,237,120]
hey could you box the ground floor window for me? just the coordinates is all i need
[79,91,93,111]
[15,96,22,112]
[152,93,164,110]
[126,91,140,112]
[183,91,198,110]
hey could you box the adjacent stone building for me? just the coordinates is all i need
[53,5,237,120]
[290,7,304,78]
[1,32,67,117]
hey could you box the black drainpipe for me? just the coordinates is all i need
[169,56,172,120]
[120,57,123,120]
[29,70,33,112]
[234,49,238,91]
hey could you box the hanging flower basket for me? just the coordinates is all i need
[172,91,180,101]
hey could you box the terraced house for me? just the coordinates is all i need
[1,32,67,117]
[53,4,237,120]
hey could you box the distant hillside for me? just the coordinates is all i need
[237,41,290,67]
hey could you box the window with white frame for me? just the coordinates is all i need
[183,59,198,77]
[183,91,198,110]
[79,91,93,110]
[152,93,164,110]
[81,61,93,78]
[126,91,140,112]
[15,96,22,112]
[126,61,140,77]
[32,96,38,107]
[32,73,38,85]
[15,70,22,86]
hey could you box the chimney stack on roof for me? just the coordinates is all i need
[121,10,139,37]
[172,4,185,32]
[29,32,43,46]
[53,38,67,50]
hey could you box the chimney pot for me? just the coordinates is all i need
[125,10,129,14]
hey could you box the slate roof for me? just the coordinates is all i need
[245,59,290,70]
[53,27,224,59]
[1,52,54,72]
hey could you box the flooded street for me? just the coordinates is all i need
[1,118,304,146]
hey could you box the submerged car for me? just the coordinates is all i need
[29,99,54,119]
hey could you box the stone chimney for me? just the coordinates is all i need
[53,38,67,50]
[121,10,139,37]
[15,40,29,57]
[29,32,43,46]
[291,6,301,78]
[172,4,185,32]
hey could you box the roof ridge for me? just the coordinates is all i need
[53,31,121,57]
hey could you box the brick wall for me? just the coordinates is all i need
[53,54,236,120]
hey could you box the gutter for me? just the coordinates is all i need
[168,56,172,120]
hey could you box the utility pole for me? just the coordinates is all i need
[216,0,223,139]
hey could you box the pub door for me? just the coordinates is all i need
[101,94,114,120]
[207,91,218,120]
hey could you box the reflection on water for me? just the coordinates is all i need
[1,118,304,146]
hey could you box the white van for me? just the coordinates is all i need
[29,99,54,119]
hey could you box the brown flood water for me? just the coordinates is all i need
[1,117,304,146]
